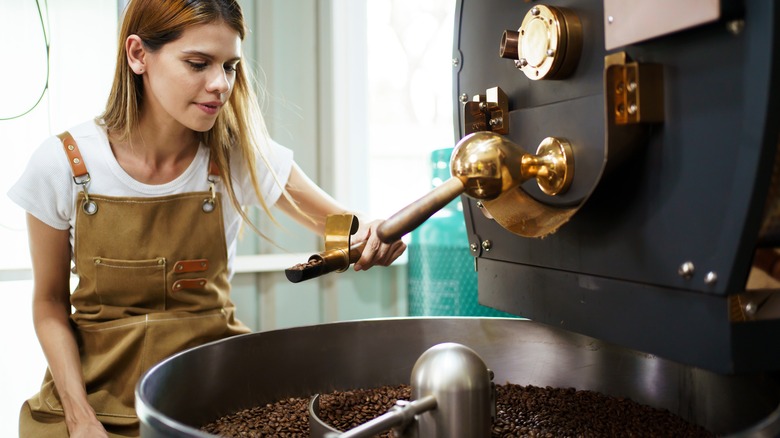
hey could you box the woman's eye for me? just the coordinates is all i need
[224,63,238,73]
[187,61,208,71]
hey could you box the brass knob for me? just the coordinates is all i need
[377,132,574,242]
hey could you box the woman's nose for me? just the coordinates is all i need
[207,68,231,95]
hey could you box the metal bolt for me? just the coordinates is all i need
[726,19,745,35]
[704,271,718,286]
[627,81,637,92]
[546,49,555,57]
[678,261,695,279]
[470,242,479,253]
[531,7,540,16]
[744,301,757,317]
[452,58,459,67]
[518,58,528,68]
[607,15,614,24]
[481,240,493,252]
[459,93,469,103]
[628,103,637,115]
[476,201,484,209]
[489,117,503,126]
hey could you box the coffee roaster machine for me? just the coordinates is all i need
[137,1,780,436]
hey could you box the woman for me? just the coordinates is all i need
[8,0,405,436]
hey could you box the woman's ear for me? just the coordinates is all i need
[126,35,147,75]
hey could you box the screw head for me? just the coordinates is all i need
[481,240,493,252]
[459,93,469,103]
[531,6,540,16]
[704,271,718,286]
[678,261,695,279]
[452,58,459,67]
[726,19,745,35]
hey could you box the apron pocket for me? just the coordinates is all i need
[94,257,166,311]
[47,315,150,423]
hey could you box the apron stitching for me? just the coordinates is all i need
[79,312,223,332]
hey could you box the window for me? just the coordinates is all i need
[365,0,456,219]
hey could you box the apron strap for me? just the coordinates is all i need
[57,131,97,215]
[208,159,220,178]
[57,131,89,181]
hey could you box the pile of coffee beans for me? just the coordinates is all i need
[201,383,714,437]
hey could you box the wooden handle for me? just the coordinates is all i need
[377,177,465,243]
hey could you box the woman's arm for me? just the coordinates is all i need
[274,162,406,270]
[26,214,108,437]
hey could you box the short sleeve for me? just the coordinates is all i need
[7,136,75,230]
[234,137,294,208]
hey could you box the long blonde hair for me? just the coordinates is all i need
[100,0,283,236]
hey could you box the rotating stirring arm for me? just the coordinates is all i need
[312,395,437,438]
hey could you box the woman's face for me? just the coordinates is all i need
[139,21,241,133]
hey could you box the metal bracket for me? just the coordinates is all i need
[605,52,664,125]
[464,87,510,135]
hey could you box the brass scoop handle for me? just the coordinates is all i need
[376,177,465,243]
[376,131,574,243]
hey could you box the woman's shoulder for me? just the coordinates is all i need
[36,119,107,157]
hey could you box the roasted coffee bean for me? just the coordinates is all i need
[201,383,714,437]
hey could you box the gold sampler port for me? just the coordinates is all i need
[377,131,574,242]
[500,4,582,80]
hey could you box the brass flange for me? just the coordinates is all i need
[501,4,582,80]
[526,137,574,196]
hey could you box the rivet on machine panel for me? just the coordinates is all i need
[459,93,469,103]
[678,261,695,279]
[726,19,745,35]
[704,271,718,286]
[481,240,492,252]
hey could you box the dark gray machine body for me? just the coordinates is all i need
[455,0,780,373]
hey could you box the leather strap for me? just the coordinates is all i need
[57,131,88,178]
[173,259,209,274]
[172,278,208,291]
[208,158,220,177]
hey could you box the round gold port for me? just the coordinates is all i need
[515,5,581,80]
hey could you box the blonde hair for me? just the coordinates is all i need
[100,0,284,237]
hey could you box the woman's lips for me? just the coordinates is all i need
[196,102,222,115]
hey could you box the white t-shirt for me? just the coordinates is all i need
[8,119,294,278]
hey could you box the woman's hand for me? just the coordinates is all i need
[352,219,406,271]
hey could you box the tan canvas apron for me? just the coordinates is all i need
[19,132,250,437]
